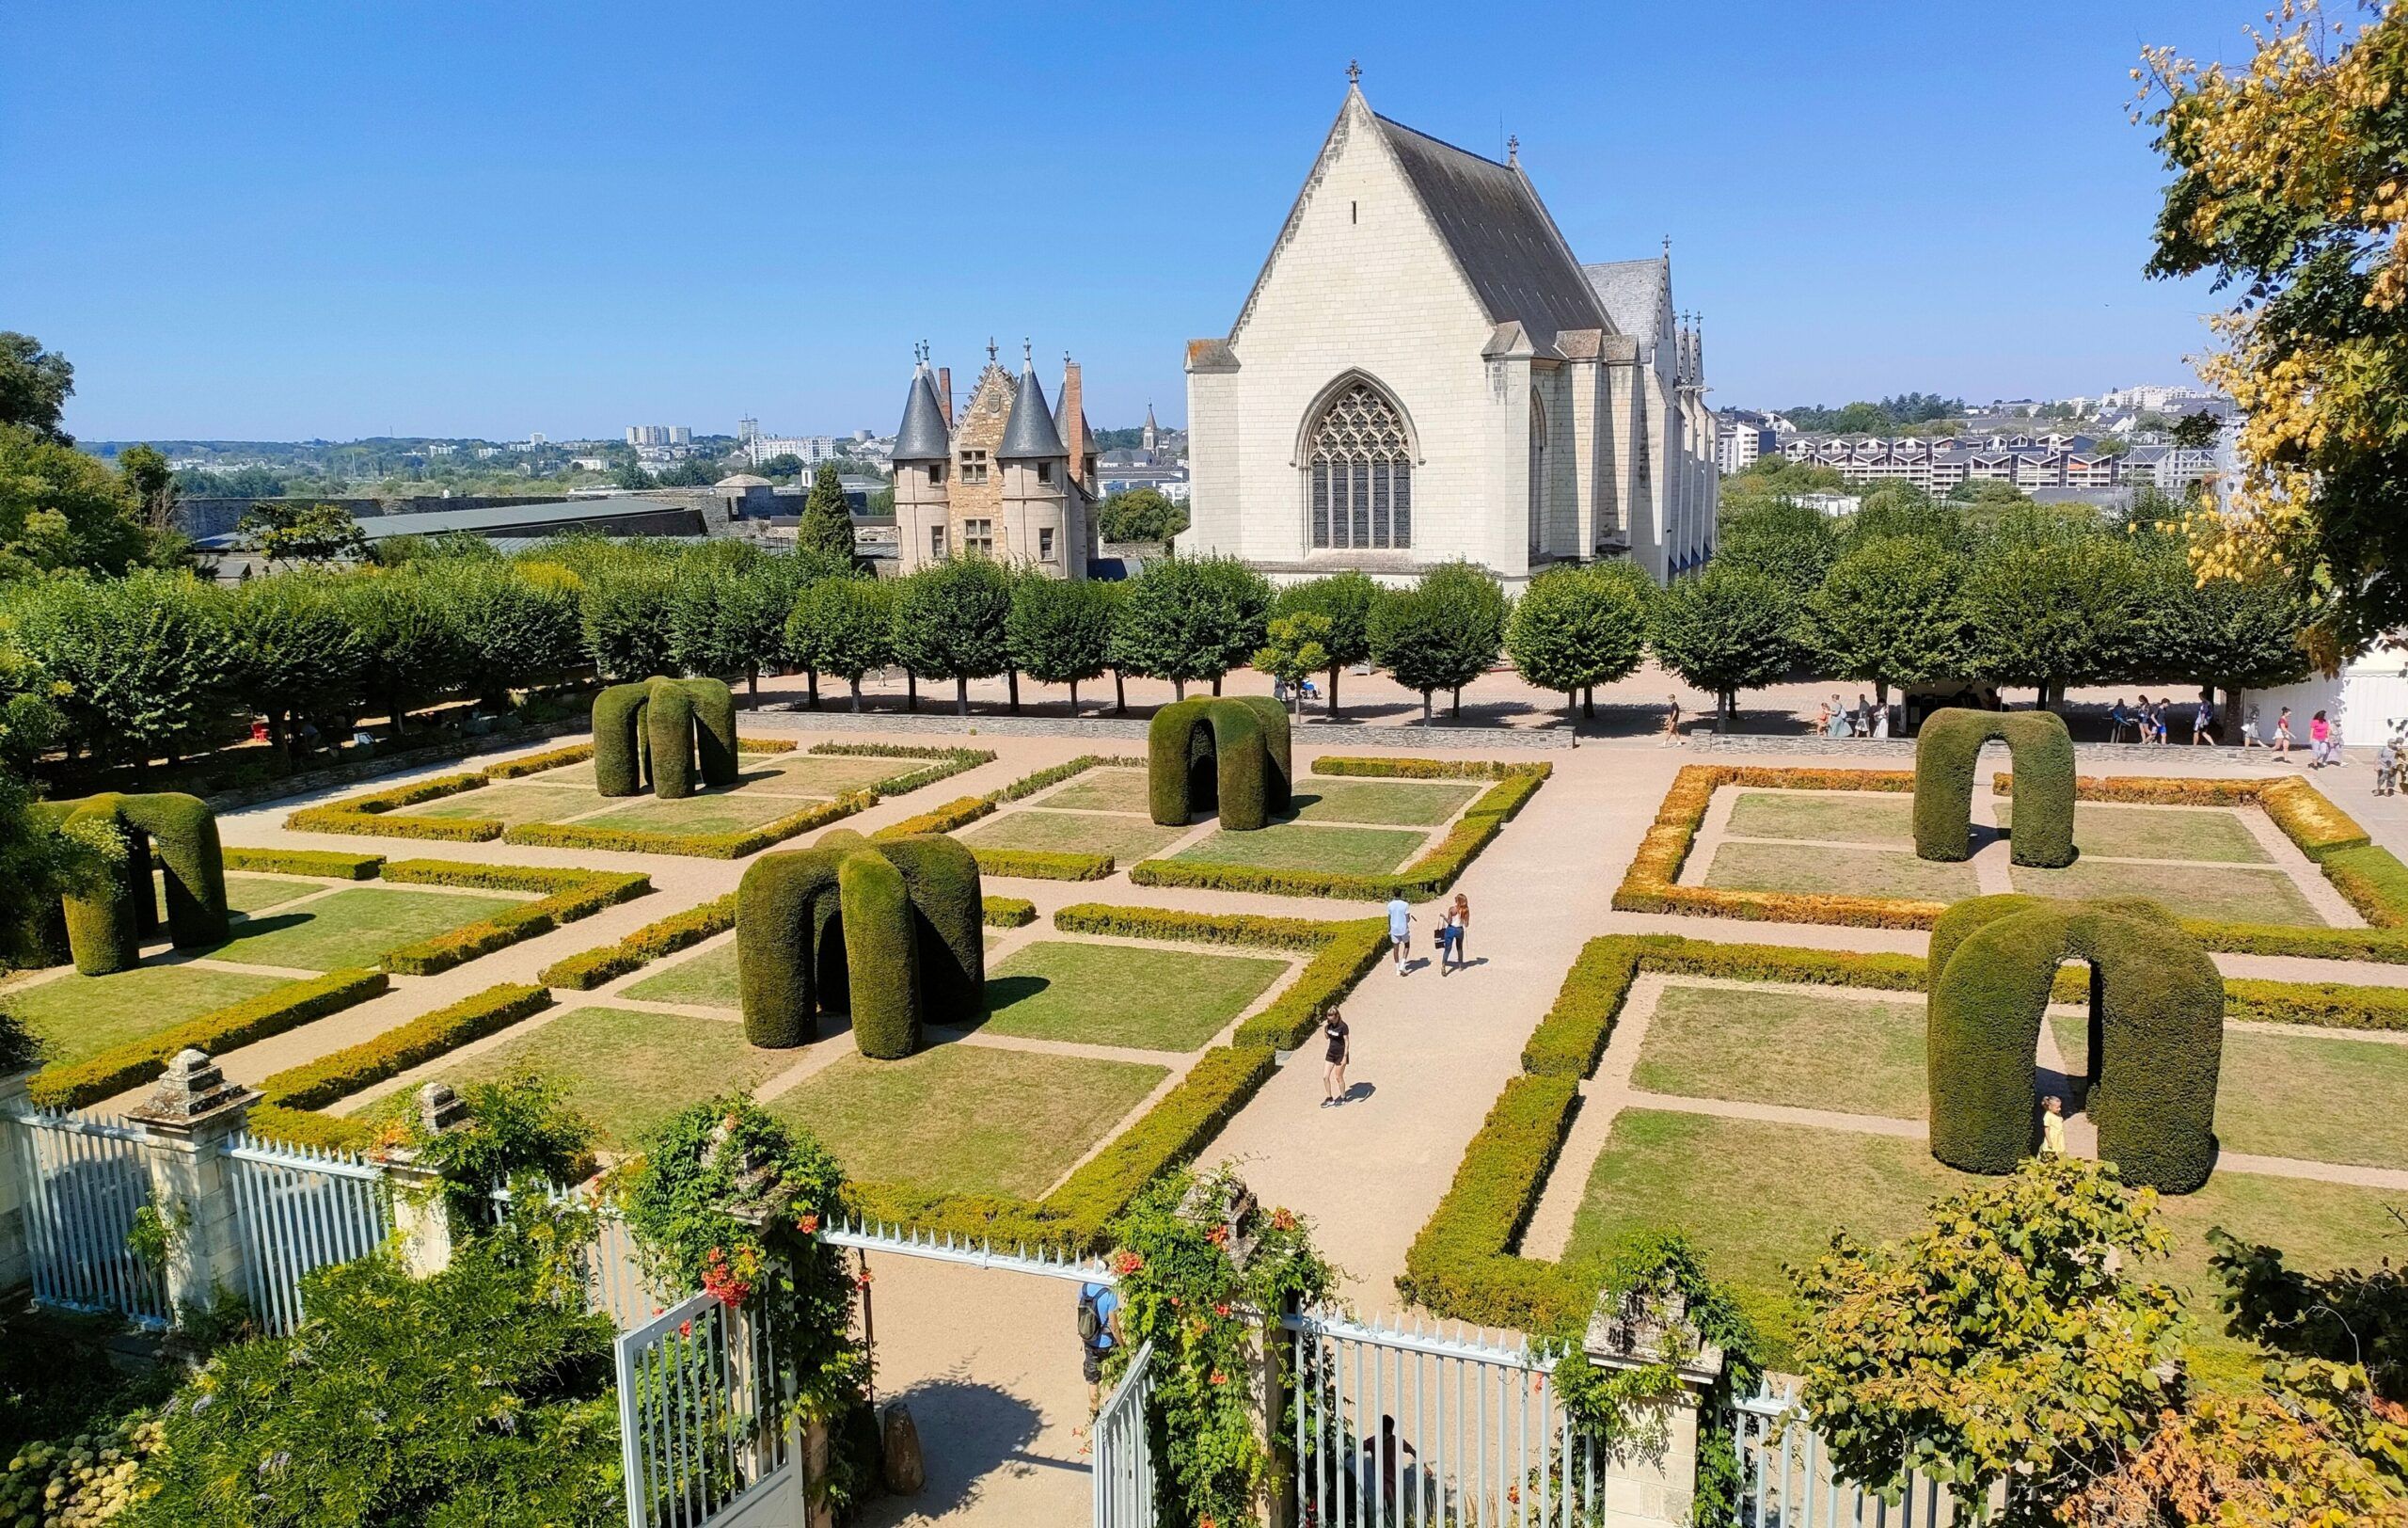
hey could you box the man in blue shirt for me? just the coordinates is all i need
[1386,893,1412,975]
[1080,1281,1123,1409]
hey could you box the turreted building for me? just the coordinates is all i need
[889,342,1100,578]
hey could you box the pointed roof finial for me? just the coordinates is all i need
[1506,134,1519,166]
[1346,58,1361,87]
[987,336,998,364]
[1662,233,1671,258]
[1022,337,1032,369]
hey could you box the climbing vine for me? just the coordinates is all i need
[1105,1166,1338,1528]
[397,1074,597,1231]
[1546,1232,1763,1528]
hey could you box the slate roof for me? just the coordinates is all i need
[1583,259,1668,340]
[999,367,1068,459]
[891,366,950,463]
[1370,114,1605,350]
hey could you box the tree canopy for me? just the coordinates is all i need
[1271,571,1381,714]
[1369,562,1507,724]
[1798,533,1972,700]
[798,462,857,560]
[0,333,74,443]
[891,556,1013,713]
[1096,487,1188,545]
[235,501,369,565]
[1505,561,1652,718]
[1649,564,1797,729]
[1006,575,1116,711]
[786,575,895,710]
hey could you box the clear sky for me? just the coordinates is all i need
[2,1,2260,441]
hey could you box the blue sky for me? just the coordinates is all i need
[3,2,2259,441]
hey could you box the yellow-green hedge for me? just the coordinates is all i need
[222,847,385,880]
[970,847,1115,882]
[876,795,995,838]
[537,894,737,990]
[285,772,500,841]
[254,982,553,1113]
[505,792,871,859]
[373,860,651,975]
[981,896,1037,928]
[29,968,390,1109]
[483,742,595,779]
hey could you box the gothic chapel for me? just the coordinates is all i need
[1184,71,1716,588]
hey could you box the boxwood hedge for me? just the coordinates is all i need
[1912,708,2074,867]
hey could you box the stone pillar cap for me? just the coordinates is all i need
[418,1081,469,1135]
[129,1048,259,1131]
[1584,1283,1725,1389]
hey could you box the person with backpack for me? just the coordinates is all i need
[1079,1280,1123,1410]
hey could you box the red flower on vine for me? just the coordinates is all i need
[1213,1302,1230,1318]
[1209,1370,1228,1386]
[1206,1225,1228,1249]
[855,1268,875,1290]
[795,1213,820,1235]
[678,1320,693,1339]
[701,1247,754,1310]
[1271,1208,1296,1232]
[1110,1250,1143,1276]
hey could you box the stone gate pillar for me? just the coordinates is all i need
[1581,1283,1727,1528]
[372,1081,470,1279]
[126,1049,260,1317]
[0,1066,38,1293]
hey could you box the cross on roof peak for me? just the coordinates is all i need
[1346,58,1361,86]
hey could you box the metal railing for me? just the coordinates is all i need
[223,1131,393,1334]
[1732,1381,1980,1528]
[819,1211,1119,1285]
[13,1109,164,1326]
[1092,1339,1157,1528]
[614,1290,798,1528]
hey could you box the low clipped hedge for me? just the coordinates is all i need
[506,792,871,859]
[537,894,737,990]
[28,968,390,1110]
[258,982,553,1112]
[970,847,1115,882]
[1132,761,1551,903]
[482,742,594,779]
[876,756,1145,843]
[1315,756,1530,780]
[981,896,1037,929]
[1912,708,2074,867]
[373,860,651,975]
[996,754,1143,803]
[222,847,385,880]
[1395,1075,1587,1332]
[2222,976,2408,1029]
[1041,1043,1277,1232]
[285,772,502,841]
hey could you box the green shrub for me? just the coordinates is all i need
[1395,1075,1585,1332]
[737,845,843,1047]
[2319,844,2408,928]
[1929,895,2222,1192]
[838,851,919,1059]
[1913,708,2074,867]
[29,968,389,1110]
[1313,756,1529,780]
[537,894,737,990]
[481,742,594,779]
[981,896,1037,929]
[1040,1044,1276,1233]
[257,983,553,1111]
[40,792,230,975]
[284,772,500,840]
[2222,976,2408,1029]
[875,794,994,838]
[969,847,1114,882]
[1148,697,1281,829]
[590,680,648,796]
[594,676,738,799]
[222,847,384,880]
[372,863,650,975]
[505,792,871,859]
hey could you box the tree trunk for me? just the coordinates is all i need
[1211,674,1223,696]
[1582,686,1595,719]
[1173,678,1187,702]
[1292,685,1304,720]
[848,678,863,713]
[955,676,970,716]
[1719,690,1735,732]
[1420,690,1434,726]
[1450,685,1463,719]
[1007,669,1021,714]
[906,671,917,712]
[1325,664,1340,718]
[1114,669,1127,714]
[2224,683,2243,745]
[1874,677,1890,705]
[807,669,820,709]
[1069,677,1081,714]
[746,663,760,702]
[1566,691,1579,724]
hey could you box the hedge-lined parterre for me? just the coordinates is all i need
[503,791,872,859]
[1148,696,1291,831]
[245,983,555,1150]
[27,968,390,1110]
[222,847,385,880]
[1913,708,2075,867]
[29,791,229,976]
[372,859,650,975]
[281,742,594,840]
[593,676,738,799]
[538,894,737,990]
[873,754,1146,843]
[969,847,1117,882]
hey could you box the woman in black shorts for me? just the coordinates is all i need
[1322,1011,1351,1106]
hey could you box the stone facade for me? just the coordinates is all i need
[1185,82,1717,589]
[890,343,1097,579]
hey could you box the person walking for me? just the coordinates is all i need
[1386,892,1413,975]
[1079,1280,1124,1412]
[2192,696,2216,745]
[1661,693,1682,745]
[2041,1095,2067,1158]
[1855,693,1874,738]
[1443,892,1471,972]
[1813,698,1831,740]
[2275,706,2295,760]
[2242,704,2262,749]
[2311,709,2332,768]
[2330,715,2347,769]
[2107,698,2130,743]
[2377,734,2399,797]
[1322,1009,1351,1106]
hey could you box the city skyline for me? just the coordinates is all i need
[7,1,2249,440]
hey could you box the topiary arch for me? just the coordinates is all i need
[734,829,983,1058]
[1912,707,2076,867]
[29,792,229,977]
[1927,893,2223,1193]
[593,676,738,800]
[1147,695,1291,831]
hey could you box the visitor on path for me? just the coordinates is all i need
[1662,693,1682,744]
[2311,710,2333,768]
[2376,736,2398,797]
[2242,704,2262,748]
[2331,715,2348,769]
[2192,698,2216,745]
[1855,694,1875,738]
[2153,699,2171,745]
[2133,695,2151,745]
[1362,1415,1420,1511]
[1386,893,1412,975]
[2275,707,2295,759]
[2108,699,2131,742]
[1813,699,1830,739]
[1829,695,1852,739]
[2041,1096,2066,1158]
[1443,893,1471,972]
[1873,701,1891,740]
[1079,1281,1123,1411]
[1322,1010,1351,1106]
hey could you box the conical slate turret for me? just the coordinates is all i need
[998,363,1067,461]
[892,364,949,464]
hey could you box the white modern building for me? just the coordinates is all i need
[1182,74,1715,588]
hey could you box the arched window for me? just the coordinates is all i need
[1307,381,1412,550]
[1528,390,1547,555]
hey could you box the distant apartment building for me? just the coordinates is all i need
[626,425,691,447]
[1715,411,1778,475]
[1779,430,2229,496]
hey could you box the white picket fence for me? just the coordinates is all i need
[13,1109,165,1326]
[1732,1383,1981,1528]
[224,1131,393,1333]
[1092,1340,1159,1528]
[615,1290,800,1528]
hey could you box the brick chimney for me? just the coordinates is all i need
[1060,359,1087,489]
[935,367,954,428]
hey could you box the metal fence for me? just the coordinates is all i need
[1732,1383,1981,1528]
[1092,1340,1157,1528]
[224,1131,393,1334]
[615,1289,799,1528]
[1288,1310,1609,1527]
[12,1109,164,1326]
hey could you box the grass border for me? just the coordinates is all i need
[1611,765,2408,962]
[1128,757,1551,902]
[26,968,392,1110]
[247,982,556,1149]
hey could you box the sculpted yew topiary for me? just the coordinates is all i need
[592,675,737,799]
[1146,695,1291,830]
[1912,706,2075,867]
[29,790,228,976]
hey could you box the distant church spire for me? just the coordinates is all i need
[1346,58,1361,86]
[1506,134,1519,167]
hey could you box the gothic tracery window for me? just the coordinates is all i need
[1307,381,1412,550]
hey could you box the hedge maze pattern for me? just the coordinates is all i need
[735,829,984,1058]
[1913,708,2075,867]
[1927,893,2223,1193]
[30,791,229,976]
[593,676,738,800]
[1147,696,1291,831]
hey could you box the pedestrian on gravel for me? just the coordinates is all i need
[1322,1010,1351,1106]
[1386,892,1412,975]
[2275,707,2295,759]
[1078,1281,1123,1411]
[2242,704,2262,749]
[2041,1095,2067,1158]
[2311,710,2332,768]
[1445,892,1471,971]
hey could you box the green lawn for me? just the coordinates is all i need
[410,779,616,824]
[2009,857,2326,926]
[743,756,920,797]
[1172,821,1429,876]
[205,887,525,970]
[1291,779,1479,827]
[1703,840,1978,901]
[1999,802,2272,864]
[1560,1107,2407,1370]
[766,1043,1165,1198]
[1036,769,1152,814]
[3,964,292,1067]
[1630,982,1928,1119]
[357,1005,794,1148]
[982,941,1288,1051]
[2052,1016,2408,1170]
[624,942,741,1009]
[961,809,1187,862]
[1724,790,1915,845]
[574,790,809,836]
[214,872,328,915]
